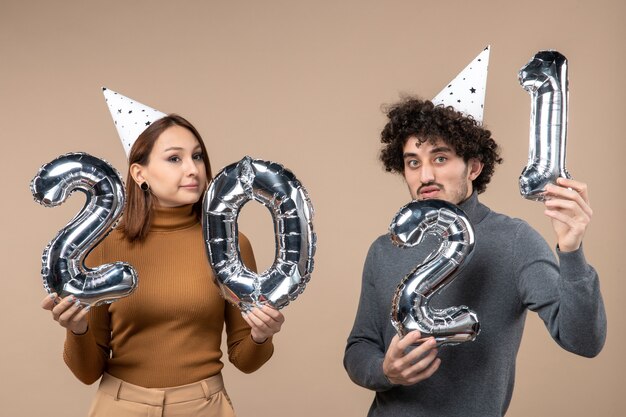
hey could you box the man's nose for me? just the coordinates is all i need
[420,163,435,183]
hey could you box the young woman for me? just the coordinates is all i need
[41,114,284,417]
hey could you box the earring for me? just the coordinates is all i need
[140,182,150,192]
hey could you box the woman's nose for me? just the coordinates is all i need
[184,158,199,176]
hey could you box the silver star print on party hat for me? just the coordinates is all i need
[102,87,167,157]
[432,45,490,123]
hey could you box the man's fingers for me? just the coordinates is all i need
[406,357,441,384]
[394,338,438,374]
[396,331,424,351]
[385,338,441,386]
[556,177,589,201]
[545,195,593,219]
[547,179,591,206]
[403,338,438,364]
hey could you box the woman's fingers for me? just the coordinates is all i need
[243,305,285,342]
[51,296,78,321]
[41,293,58,311]
[44,295,90,334]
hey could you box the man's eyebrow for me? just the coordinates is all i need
[430,146,453,153]
[403,146,453,159]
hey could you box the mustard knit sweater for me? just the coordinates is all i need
[63,204,274,388]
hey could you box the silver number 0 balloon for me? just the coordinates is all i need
[389,199,479,346]
[31,152,138,306]
[518,50,572,200]
[203,156,315,311]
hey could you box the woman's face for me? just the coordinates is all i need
[134,125,207,207]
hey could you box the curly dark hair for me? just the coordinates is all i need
[380,97,502,194]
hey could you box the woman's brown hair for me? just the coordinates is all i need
[119,114,212,242]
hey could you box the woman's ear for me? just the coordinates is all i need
[130,163,146,187]
[468,158,484,181]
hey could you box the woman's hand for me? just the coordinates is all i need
[41,293,90,335]
[242,305,285,343]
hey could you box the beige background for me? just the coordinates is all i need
[1,1,623,416]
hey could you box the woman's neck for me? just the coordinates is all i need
[149,204,197,232]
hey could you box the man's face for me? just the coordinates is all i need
[402,136,482,204]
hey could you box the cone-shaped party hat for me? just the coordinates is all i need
[432,46,490,123]
[102,87,167,157]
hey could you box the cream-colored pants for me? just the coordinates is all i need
[87,373,236,417]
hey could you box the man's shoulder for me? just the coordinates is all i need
[480,202,533,230]
[366,233,393,255]
[479,202,546,246]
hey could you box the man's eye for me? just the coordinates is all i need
[435,156,447,163]
[407,160,419,168]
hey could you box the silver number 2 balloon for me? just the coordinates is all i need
[389,199,479,346]
[31,152,138,306]
[518,50,572,200]
[203,156,315,311]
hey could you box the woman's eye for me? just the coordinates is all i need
[193,153,203,161]
[168,156,181,162]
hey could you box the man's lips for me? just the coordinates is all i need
[418,185,441,198]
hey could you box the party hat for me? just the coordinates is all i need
[102,87,167,157]
[432,46,490,123]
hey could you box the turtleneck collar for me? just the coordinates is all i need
[150,204,198,232]
[458,191,490,225]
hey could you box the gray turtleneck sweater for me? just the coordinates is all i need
[343,193,606,417]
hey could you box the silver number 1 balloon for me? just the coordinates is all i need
[203,156,315,311]
[518,50,571,201]
[31,152,138,306]
[389,199,479,346]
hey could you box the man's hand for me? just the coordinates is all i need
[382,331,441,385]
[543,177,592,252]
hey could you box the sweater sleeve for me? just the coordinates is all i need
[224,232,274,373]
[63,243,112,385]
[344,241,395,392]
[513,223,606,357]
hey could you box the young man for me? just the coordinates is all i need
[343,97,606,417]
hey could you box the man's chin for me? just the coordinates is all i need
[418,193,442,201]
[417,195,461,204]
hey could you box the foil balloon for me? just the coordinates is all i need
[203,156,315,311]
[31,152,138,306]
[518,50,572,200]
[389,199,479,346]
